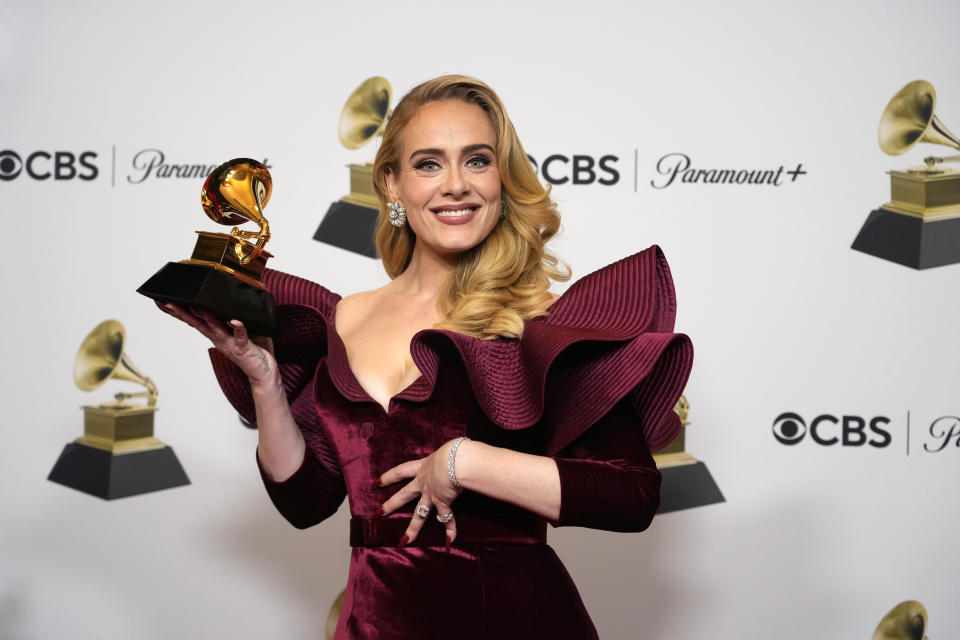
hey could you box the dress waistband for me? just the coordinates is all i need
[350,512,547,548]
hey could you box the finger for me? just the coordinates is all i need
[196,309,232,336]
[375,459,422,488]
[434,498,457,549]
[160,302,217,337]
[229,320,249,348]
[380,479,421,517]
[401,499,432,547]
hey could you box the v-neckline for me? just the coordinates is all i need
[328,300,429,414]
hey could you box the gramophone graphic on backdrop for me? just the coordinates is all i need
[872,600,929,640]
[313,77,393,258]
[48,320,189,499]
[853,80,960,269]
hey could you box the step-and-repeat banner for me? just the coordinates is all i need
[3,1,958,638]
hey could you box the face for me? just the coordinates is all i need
[386,100,501,258]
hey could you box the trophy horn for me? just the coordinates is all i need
[74,320,157,407]
[201,158,272,265]
[337,76,392,150]
[879,80,960,157]
[872,600,929,640]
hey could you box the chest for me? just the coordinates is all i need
[335,302,439,410]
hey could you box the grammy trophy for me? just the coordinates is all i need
[138,158,277,334]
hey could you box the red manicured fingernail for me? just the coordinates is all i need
[445,535,452,553]
[370,479,381,489]
[374,506,384,518]
[397,534,409,550]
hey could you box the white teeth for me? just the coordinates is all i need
[435,209,474,217]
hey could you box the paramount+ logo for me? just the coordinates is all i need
[0,149,98,181]
[772,412,892,448]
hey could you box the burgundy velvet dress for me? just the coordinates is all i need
[211,246,693,639]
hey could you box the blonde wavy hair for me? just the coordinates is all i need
[372,75,569,339]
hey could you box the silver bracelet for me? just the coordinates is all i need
[447,436,470,488]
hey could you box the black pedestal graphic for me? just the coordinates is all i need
[314,201,380,259]
[657,462,724,514]
[48,443,190,500]
[137,262,277,335]
[851,208,960,269]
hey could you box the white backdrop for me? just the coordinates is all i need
[2,0,959,638]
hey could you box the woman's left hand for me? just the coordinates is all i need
[376,439,468,550]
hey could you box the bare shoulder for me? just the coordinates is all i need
[335,288,383,333]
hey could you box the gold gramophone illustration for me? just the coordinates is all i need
[852,80,960,269]
[313,76,392,258]
[138,158,277,334]
[48,320,189,499]
[652,396,724,513]
[873,600,929,640]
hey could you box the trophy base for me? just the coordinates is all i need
[851,207,960,269]
[137,262,277,335]
[48,442,190,500]
[314,200,379,259]
[657,461,725,514]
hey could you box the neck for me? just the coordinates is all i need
[390,243,460,300]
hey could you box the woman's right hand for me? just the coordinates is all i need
[156,302,278,390]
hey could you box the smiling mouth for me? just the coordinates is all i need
[434,208,477,217]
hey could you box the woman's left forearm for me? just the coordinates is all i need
[452,440,561,521]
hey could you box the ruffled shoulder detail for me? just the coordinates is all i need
[209,269,341,430]
[409,245,693,454]
[209,247,692,457]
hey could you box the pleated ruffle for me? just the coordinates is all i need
[210,246,693,454]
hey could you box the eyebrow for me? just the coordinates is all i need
[409,143,495,161]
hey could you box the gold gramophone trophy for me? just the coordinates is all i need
[872,600,929,640]
[48,320,189,499]
[652,396,724,513]
[137,158,277,334]
[852,80,960,269]
[313,77,392,258]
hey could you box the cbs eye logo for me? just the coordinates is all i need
[0,149,98,181]
[772,412,892,448]
[772,412,807,445]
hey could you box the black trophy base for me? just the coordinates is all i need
[657,461,725,514]
[851,208,960,269]
[48,443,190,500]
[314,201,380,259]
[137,262,277,335]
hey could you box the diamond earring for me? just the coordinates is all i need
[387,201,406,227]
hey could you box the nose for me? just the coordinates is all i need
[442,165,469,198]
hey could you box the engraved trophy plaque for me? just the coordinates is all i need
[137,158,277,334]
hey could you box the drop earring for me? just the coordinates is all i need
[387,201,406,227]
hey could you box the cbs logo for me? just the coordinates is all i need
[528,154,619,186]
[772,412,892,448]
[0,150,98,181]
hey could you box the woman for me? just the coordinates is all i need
[159,75,692,639]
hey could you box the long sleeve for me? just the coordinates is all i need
[550,399,661,532]
[256,433,347,530]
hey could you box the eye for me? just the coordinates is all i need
[465,154,492,169]
[772,412,806,445]
[414,159,441,171]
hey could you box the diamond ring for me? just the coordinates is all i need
[415,504,431,518]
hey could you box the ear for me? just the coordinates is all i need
[385,168,400,203]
